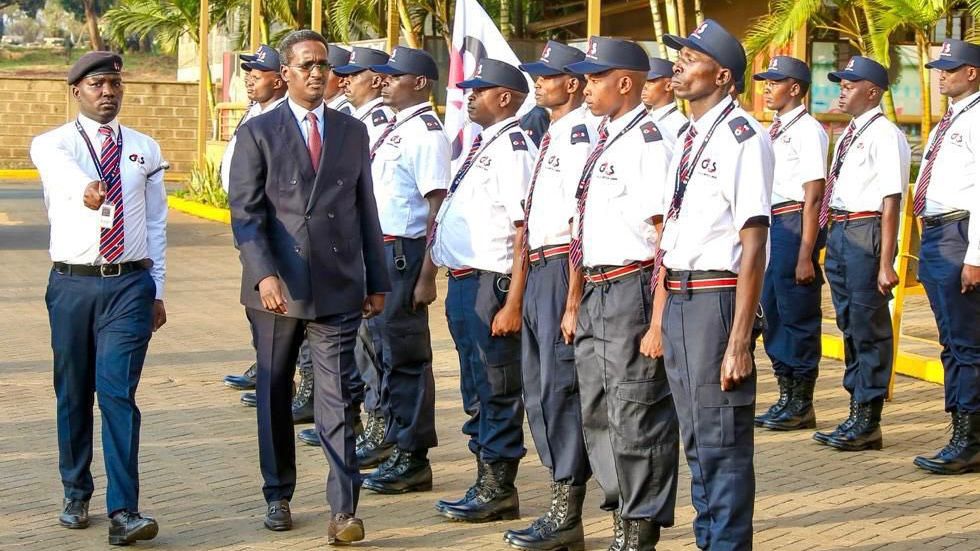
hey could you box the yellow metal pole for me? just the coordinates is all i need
[311,0,323,33]
[587,0,600,36]
[197,0,210,167]
[250,0,261,51]
[664,0,679,37]
[386,0,399,51]
[887,186,917,401]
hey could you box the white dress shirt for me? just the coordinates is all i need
[431,116,537,273]
[916,90,980,266]
[327,93,352,114]
[769,105,829,203]
[828,106,911,212]
[352,96,396,147]
[221,97,285,192]
[287,98,326,146]
[649,102,688,141]
[526,105,598,250]
[31,114,168,298]
[579,104,675,267]
[661,96,775,274]
[371,102,451,239]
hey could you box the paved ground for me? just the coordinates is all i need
[0,182,977,551]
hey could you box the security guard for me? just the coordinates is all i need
[334,46,395,144]
[813,56,910,452]
[30,51,167,546]
[430,58,536,523]
[642,57,686,139]
[566,37,679,551]
[752,56,829,431]
[649,20,774,550]
[326,44,353,114]
[502,40,595,551]
[353,46,447,492]
[912,39,980,475]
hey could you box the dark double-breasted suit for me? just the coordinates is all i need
[229,99,390,514]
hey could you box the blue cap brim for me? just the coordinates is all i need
[241,62,278,72]
[457,77,499,89]
[563,60,616,75]
[647,71,671,80]
[239,53,257,62]
[752,70,790,81]
[370,64,406,76]
[519,61,564,77]
[925,58,964,70]
[332,64,368,75]
[828,70,887,90]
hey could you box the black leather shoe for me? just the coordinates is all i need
[108,511,158,546]
[298,427,320,447]
[59,498,89,529]
[814,398,857,445]
[914,411,980,475]
[264,499,292,531]
[826,399,884,451]
[755,374,791,427]
[506,482,585,551]
[327,512,364,545]
[435,457,485,513]
[356,414,393,469]
[441,460,520,523]
[241,392,257,408]
[764,377,817,431]
[291,368,314,424]
[223,363,257,390]
[363,449,433,494]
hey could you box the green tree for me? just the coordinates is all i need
[56,0,114,50]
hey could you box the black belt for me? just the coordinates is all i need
[53,261,147,278]
[921,210,969,228]
[665,269,738,294]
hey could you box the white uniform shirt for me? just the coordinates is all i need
[327,93,352,114]
[221,97,285,192]
[916,90,980,266]
[526,105,597,250]
[649,102,687,141]
[371,102,451,239]
[770,105,829,203]
[431,116,537,273]
[661,96,775,273]
[30,114,168,298]
[351,96,396,147]
[828,106,911,212]
[580,104,675,267]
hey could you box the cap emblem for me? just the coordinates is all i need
[587,39,598,59]
[845,58,856,71]
[940,42,952,57]
[768,58,778,71]
[541,46,551,61]
[691,22,708,39]
[474,63,483,77]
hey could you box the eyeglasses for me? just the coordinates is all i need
[287,61,331,74]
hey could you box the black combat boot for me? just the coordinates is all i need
[755,374,792,426]
[436,457,486,513]
[914,411,980,475]
[503,474,554,544]
[826,398,883,451]
[291,366,314,424]
[506,482,585,551]
[813,397,857,445]
[441,460,520,523]
[223,362,257,390]
[608,510,627,551]
[764,377,817,431]
[621,518,660,551]
[356,412,393,469]
[363,448,433,494]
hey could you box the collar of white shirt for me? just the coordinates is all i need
[396,101,432,121]
[852,105,883,128]
[480,115,520,140]
[353,96,384,121]
[546,106,581,135]
[649,102,678,121]
[951,89,980,115]
[259,96,286,115]
[77,112,120,144]
[288,97,326,135]
[775,104,806,123]
[691,95,735,134]
[604,103,647,135]
[326,93,350,110]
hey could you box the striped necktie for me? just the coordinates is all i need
[99,125,125,262]
[912,108,954,216]
[653,123,698,280]
[568,124,609,269]
[819,121,856,228]
[768,117,782,140]
[520,131,552,257]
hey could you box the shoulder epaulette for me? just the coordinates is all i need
[570,124,590,145]
[371,110,389,126]
[509,132,528,151]
[420,114,442,131]
[639,121,663,143]
[728,116,756,144]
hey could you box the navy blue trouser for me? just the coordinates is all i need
[575,267,678,523]
[824,218,893,404]
[919,218,980,414]
[248,307,362,514]
[761,211,824,381]
[300,323,381,415]
[663,282,756,551]
[522,255,590,484]
[368,237,437,452]
[445,272,525,462]
[46,267,156,515]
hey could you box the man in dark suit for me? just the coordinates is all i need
[229,29,389,545]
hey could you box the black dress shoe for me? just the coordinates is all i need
[264,499,292,531]
[298,427,320,447]
[327,513,364,545]
[59,498,89,529]
[241,392,257,407]
[363,449,433,494]
[108,511,159,546]
[223,363,257,390]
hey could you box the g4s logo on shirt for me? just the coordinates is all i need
[700,158,717,173]
[598,162,615,176]
[478,156,492,168]
[128,153,145,165]
[546,155,560,168]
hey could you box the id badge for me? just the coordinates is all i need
[99,202,116,229]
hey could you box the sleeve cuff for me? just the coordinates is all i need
[965,250,980,267]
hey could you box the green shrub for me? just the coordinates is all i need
[175,159,228,209]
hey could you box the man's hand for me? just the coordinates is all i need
[152,300,167,331]
[720,341,753,391]
[795,256,816,285]
[82,180,106,210]
[639,324,663,359]
[962,264,980,294]
[491,303,522,336]
[362,293,385,318]
[413,277,437,310]
[877,264,900,295]
[258,275,288,314]
[560,305,578,345]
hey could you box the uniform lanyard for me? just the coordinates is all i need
[656,105,678,121]
[447,120,520,196]
[357,99,384,122]
[924,95,980,161]
[574,109,648,200]
[828,112,884,180]
[372,105,433,150]
[75,119,122,182]
[669,100,736,217]
[770,108,808,140]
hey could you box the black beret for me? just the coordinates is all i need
[68,51,123,85]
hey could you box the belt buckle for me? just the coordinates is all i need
[393,255,407,271]
[100,263,122,277]
[496,274,512,293]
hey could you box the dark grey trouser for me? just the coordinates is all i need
[663,282,756,551]
[300,323,382,414]
[575,266,678,523]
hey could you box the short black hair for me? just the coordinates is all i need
[278,30,329,65]
[790,78,810,97]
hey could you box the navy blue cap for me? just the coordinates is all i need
[565,36,649,74]
[646,57,674,80]
[828,56,888,89]
[328,44,351,69]
[68,51,122,84]
[519,41,586,77]
[926,39,980,70]
[753,55,811,83]
[333,47,389,75]
[735,77,745,94]
[240,44,280,72]
[457,58,529,93]
[370,46,439,80]
[663,19,746,79]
